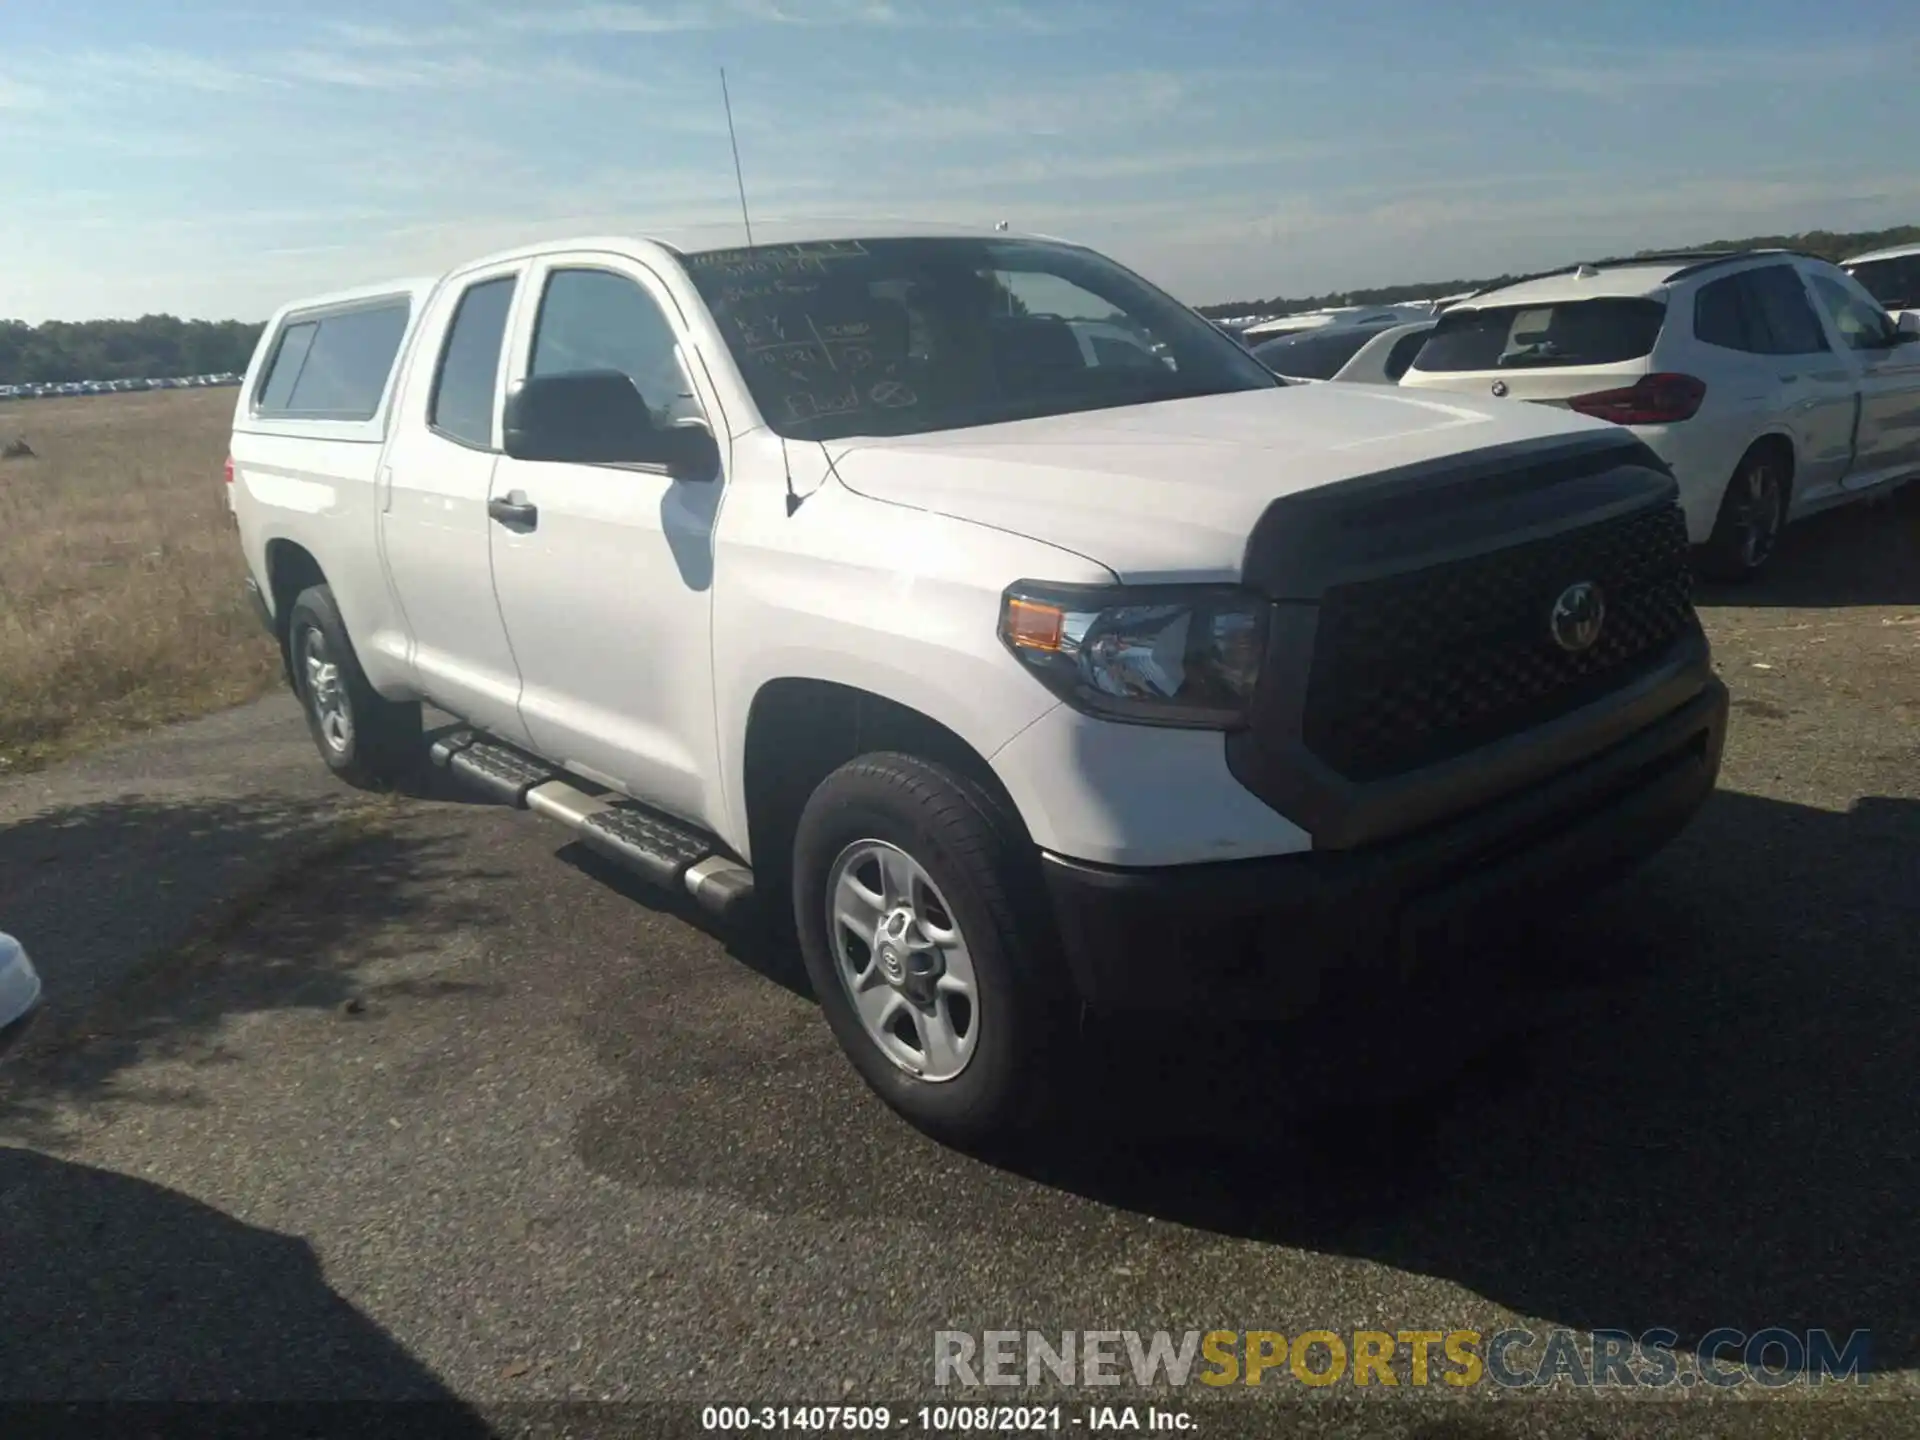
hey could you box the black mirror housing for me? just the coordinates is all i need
[503,370,717,477]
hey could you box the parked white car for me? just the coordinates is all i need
[1250,318,1434,385]
[228,221,1728,1143]
[1397,250,1920,579]
[1843,241,1920,322]
[0,932,42,1056]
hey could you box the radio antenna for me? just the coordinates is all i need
[720,68,754,248]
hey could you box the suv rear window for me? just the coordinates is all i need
[1412,298,1667,372]
[254,299,411,420]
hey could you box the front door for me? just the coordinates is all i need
[379,263,534,745]
[485,254,728,830]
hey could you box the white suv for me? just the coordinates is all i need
[1398,250,1920,579]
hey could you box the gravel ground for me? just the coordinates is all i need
[2,491,1916,1439]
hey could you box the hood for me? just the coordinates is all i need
[823,384,1614,583]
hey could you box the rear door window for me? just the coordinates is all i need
[1742,266,1832,355]
[430,275,517,448]
[255,301,411,420]
[1413,299,1667,371]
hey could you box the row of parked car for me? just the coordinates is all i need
[0,373,243,401]
[1222,240,1920,579]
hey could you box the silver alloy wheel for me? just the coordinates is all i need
[1740,462,1784,569]
[826,839,980,1082]
[301,626,353,754]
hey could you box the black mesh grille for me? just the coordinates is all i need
[1303,502,1695,781]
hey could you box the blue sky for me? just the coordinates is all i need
[3,0,1917,321]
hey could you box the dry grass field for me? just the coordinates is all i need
[0,388,282,773]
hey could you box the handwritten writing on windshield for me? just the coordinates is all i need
[686,241,870,279]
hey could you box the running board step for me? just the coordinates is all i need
[428,734,753,920]
[428,732,556,807]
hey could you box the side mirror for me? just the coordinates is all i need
[502,370,718,477]
[1897,311,1920,341]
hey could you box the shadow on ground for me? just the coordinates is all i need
[0,1147,493,1421]
[0,796,504,1147]
[574,784,1920,1376]
[1694,482,1920,609]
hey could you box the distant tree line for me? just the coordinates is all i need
[0,315,265,385]
[1194,223,1920,319]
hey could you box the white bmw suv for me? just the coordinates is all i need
[1398,249,1920,579]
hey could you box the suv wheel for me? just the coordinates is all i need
[286,584,422,789]
[791,753,1067,1146]
[1699,447,1788,581]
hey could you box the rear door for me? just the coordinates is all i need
[378,262,535,744]
[1804,266,1920,487]
[1398,296,1665,404]
[1693,265,1855,509]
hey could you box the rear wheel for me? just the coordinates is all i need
[1698,446,1789,581]
[286,584,422,789]
[791,753,1069,1146]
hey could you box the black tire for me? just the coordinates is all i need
[285,584,422,790]
[791,753,1070,1146]
[1697,445,1791,582]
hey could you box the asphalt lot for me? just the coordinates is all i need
[2,488,1917,1438]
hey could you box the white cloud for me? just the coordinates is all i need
[0,77,49,111]
[491,0,1082,35]
[1489,39,1899,102]
[68,46,280,94]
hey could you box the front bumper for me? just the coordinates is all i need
[1041,675,1729,1017]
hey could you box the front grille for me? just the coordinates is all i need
[1302,501,1695,781]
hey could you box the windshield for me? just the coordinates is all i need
[677,237,1280,440]
[1250,325,1384,379]
[1414,298,1667,371]
[1847,256,1920,310]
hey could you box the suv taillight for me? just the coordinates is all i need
[1566,373,1706,425]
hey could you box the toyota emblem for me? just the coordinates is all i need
[1550,581,1606,653]
[1490,380,1509,398]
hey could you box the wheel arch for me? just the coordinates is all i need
[263,538,327,677]
[739,677,1031,893]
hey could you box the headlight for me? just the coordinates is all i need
[998,582,1269,729]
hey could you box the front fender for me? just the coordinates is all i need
[710,480,1115,861]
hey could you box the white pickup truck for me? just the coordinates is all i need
[229,221,1729,1143]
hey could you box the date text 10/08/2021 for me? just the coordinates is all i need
[701,1406,1185,1432]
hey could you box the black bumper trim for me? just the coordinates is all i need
[1042,677,1729,1015]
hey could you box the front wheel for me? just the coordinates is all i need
[1697,447,1789,581]
[791,753,1069,1146]
[286,584,422,790]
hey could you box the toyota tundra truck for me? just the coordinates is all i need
[228,222,1730,1144]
